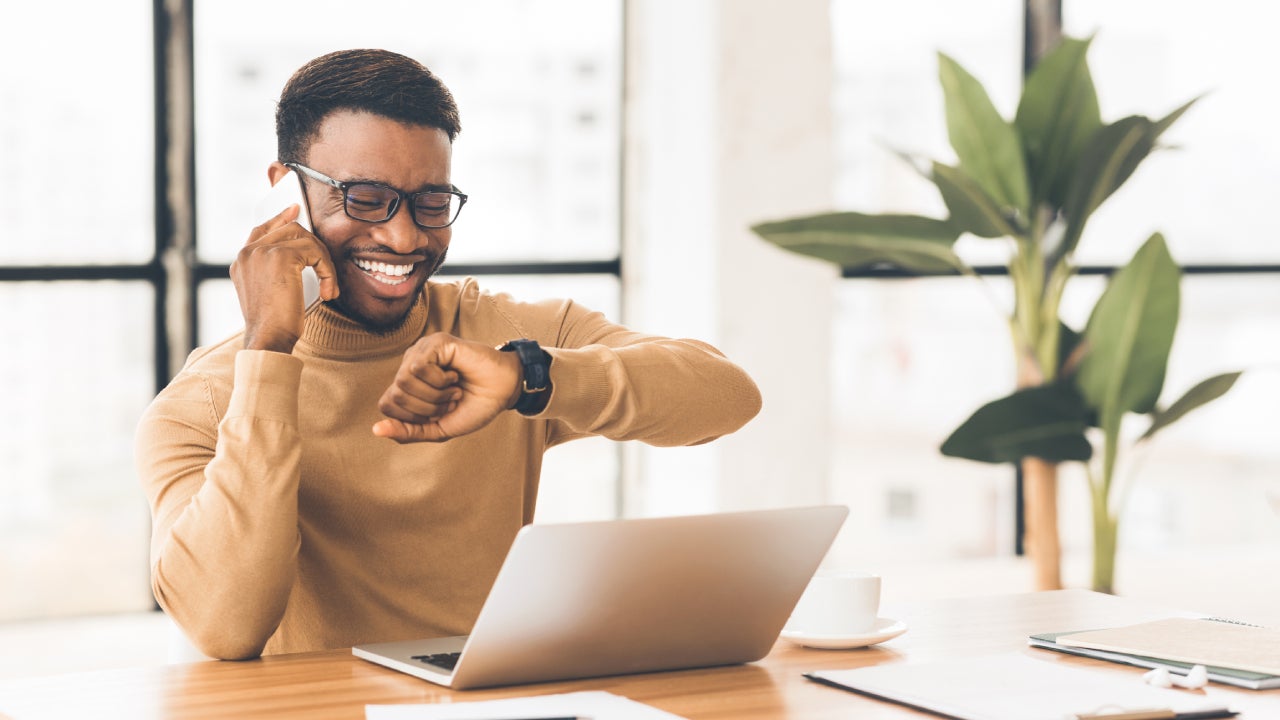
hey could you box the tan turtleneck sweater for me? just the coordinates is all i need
[135,277,761,660]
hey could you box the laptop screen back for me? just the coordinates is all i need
[449,505,849,688]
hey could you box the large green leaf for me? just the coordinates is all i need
[1076,233,1181,427]
[1060,116,1156,254]
[1059,96,1199,255]
[1140,371,1242,441]
[751,212,964,274]
[938,52,1030,217]
[941,382,1094,464]
[1154,95,1202,138]
[1015,36,1102,210]
[931,162,1021,239]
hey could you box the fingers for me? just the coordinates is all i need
[378,362,462,424]
[312,251,340,301]
[378,387,459,424]
[290,238,340,302]
[241,212,340,301]
[250,203,302,240]
[371,418,453,444]
[372,334,521,443]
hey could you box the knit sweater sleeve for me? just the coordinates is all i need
[135,349,303,660]
[515,299,762,447]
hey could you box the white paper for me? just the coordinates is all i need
[367,690,686,720]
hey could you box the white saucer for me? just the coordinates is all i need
[780,617,908,650]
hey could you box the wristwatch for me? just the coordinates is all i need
[496,339,553,415]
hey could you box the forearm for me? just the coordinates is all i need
[542,337,762,447]
[139,351,304,659]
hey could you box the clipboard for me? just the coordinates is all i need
[805,652,1236,720]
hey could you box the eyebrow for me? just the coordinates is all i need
[347,177,455,194]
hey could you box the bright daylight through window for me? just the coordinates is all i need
[0,0,623,624]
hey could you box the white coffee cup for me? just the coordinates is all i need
[784,570,881,635]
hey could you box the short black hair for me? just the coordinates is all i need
[275,48,461,163]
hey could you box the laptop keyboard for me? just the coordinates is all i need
[411,652,461,671]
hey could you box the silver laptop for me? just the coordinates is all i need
[352,504,848,689]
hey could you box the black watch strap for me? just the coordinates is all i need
[497,339,552,415]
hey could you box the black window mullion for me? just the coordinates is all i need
[193,259,621,284]
[153,0,197,388]
[842,263,1280,280]
[153,0,173,396]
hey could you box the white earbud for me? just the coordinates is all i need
[1143,667,1173,688]
[1172,665,1209,689]
[1143,665,1208,690]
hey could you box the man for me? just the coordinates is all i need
[135,49,761,660]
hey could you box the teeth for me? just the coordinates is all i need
[354,258,415,278]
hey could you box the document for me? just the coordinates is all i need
[366,690,685,720]
[807,652,1235,720]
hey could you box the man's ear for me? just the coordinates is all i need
[267,161,290,186]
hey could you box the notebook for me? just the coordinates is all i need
[353,505,848,689]
[1030,630,1280,691]
[1030,617,1280,690]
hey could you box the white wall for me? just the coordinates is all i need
[622,0,836,515]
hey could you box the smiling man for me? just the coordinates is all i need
[135,49,761,660]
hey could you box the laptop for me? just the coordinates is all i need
[352,504,848,689]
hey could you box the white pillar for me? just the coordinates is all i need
[623,0,835,514]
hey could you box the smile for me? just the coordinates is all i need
[353,258,417,285]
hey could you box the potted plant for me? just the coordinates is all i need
[750,36,1240,593]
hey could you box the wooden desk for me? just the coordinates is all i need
[3,590,1278,719]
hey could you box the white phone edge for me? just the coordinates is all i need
[253,170,320,307]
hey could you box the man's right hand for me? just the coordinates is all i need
[230,204,340,354]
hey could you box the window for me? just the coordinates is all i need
[1064,0,1280,265]
[0,0,623,624]
[828,0,1025,567]
[193,0,621,267]
[0,2,157,620]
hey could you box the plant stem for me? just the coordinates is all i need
[1088,444,1121,594]
[1037,255,1073,381]
[1011,235,1046,383]
[1092,514,1118,594]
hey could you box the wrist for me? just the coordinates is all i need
[244,328,299,354]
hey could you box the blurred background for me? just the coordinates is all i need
[1,0,1277,679]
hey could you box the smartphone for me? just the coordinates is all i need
[254,169,313,231]
[253,169,320,306]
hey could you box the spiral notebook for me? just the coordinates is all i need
[1056,618,1280,676]
[1029,617,1280,690]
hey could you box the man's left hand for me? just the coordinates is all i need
[372,333,523,443]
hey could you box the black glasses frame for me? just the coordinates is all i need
[285,162,468,229]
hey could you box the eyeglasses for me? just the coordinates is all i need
[285,162,468,229]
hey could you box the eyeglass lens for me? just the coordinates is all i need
[344,184,462,227]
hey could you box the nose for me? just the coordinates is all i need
[371,199,428,254]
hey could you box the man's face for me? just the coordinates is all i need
[296,109,454,330]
